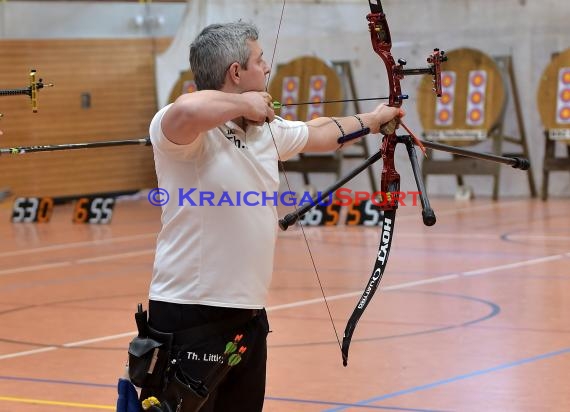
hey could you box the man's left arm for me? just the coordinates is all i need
[302,104,402,153]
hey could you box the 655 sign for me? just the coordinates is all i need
[11,196,116,224]
[71,197,115,224]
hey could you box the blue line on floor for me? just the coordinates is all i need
[322,347,570,411]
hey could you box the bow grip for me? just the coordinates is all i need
[379,117,398,135]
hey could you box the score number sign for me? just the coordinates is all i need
[11,197,55,223]
[72,197,115,224]
[11,196,115,224]
[298,200,385,227]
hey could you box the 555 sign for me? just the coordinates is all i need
[11,196,116,224]
[298,199,386,227]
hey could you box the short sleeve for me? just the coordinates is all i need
[149,104,204,160]
[269,117,309,161]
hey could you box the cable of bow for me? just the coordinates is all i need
[265,0,344,354]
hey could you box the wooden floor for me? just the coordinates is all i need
[0,196,568,411]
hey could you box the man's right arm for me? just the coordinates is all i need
[161,90,275,145]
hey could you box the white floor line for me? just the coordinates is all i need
[506,234,570,242]
[0,233,156,259]
[462,254,566,276]
[0,332,137,361]
[0,262,72,277]
[0,250,155,277]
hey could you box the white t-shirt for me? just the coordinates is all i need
[148,104,309,309]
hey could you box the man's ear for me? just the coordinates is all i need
[227,62,241,85]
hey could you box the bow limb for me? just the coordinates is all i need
[367,0,404,109]
[341,131,401,367]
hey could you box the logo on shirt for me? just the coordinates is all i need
[225,128,247,150]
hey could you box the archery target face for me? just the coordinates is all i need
[306,75,326,121]
[556,67,570,124]
[281,76,300,121]
[435,71,456,126]
[466,70,487,126]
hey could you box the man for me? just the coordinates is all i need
[146,21,402,412]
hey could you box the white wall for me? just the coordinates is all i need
[0,1,186,39]
[1,0,569,197]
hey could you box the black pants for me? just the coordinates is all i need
[147,300,269,412]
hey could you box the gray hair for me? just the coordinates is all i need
[189,22,259,91]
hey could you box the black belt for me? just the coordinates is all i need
[171,308,263,346]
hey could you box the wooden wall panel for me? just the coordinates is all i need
[0,38,171,198]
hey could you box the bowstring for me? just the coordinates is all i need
[265,0,343,353]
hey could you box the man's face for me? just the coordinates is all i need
[238,40,270,92]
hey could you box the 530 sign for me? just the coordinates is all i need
[11,197,54,223]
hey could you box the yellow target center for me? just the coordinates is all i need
[470,109,482,121]
[470,91,483,104]
[438,109,450,122]
[312,79,323,90]
[441,93,452,105]
[472,74,484,87]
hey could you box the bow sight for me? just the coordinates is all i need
[0,69,54,115]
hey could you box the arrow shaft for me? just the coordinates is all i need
[273,96,399,109]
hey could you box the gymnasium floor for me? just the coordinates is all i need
[0,196,568,411]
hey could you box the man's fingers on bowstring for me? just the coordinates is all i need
[246,108,274,126]
[265,105,275,123]
[260,91,275,123]
[257,91,274,112]
[245,109,274,126]
[261,91,273,106]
